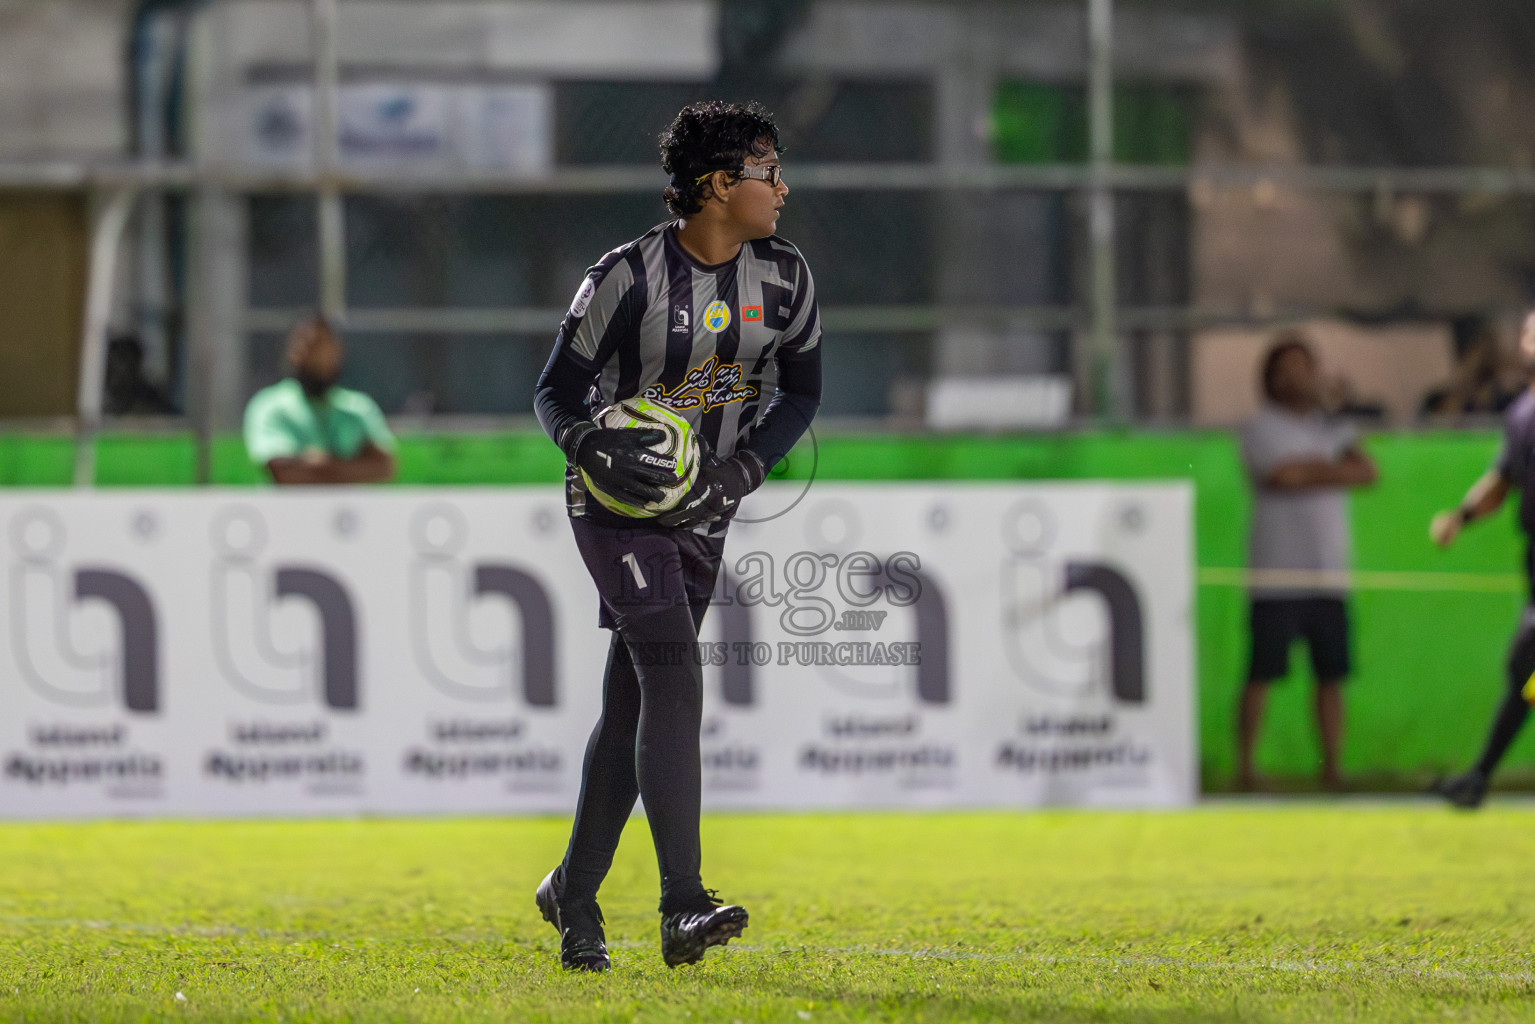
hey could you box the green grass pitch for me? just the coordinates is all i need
[1,805,1532,1022]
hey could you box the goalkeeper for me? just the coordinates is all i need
[1431,310,1535,809]
[530,100,821,971]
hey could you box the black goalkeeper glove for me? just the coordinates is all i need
[561,421,672,507]
[654,446,767,528]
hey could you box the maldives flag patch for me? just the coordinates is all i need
[741,305,763,322]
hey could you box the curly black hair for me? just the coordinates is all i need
[658,100,782,216]
[1261,330,1315,400]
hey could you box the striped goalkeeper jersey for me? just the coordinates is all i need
[534,220,822,521]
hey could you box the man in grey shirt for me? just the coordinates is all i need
[1238,333,1378,791]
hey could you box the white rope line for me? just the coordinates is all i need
[1199,567,1523,593]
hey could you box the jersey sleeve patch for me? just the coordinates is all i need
[568,275,599,318]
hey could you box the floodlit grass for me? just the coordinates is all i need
[0,805,1533,1022]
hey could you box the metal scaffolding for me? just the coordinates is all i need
[5,0,1535,483]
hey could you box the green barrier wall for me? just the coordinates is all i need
[1,429,1527,790]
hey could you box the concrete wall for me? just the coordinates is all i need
[0,2,131,420]
[0,0,131,160]
[1191,320,1456,427]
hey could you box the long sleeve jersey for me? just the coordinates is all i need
[535,220,822,524]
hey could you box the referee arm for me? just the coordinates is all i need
[1431,470,1510,548]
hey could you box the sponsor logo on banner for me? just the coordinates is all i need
[407,504,556,706]
[340,89,445,159]
[209,506,358,710]
[702,300,731,333]
[695,568,761,792]
[3,507,164,801]
[400,504,567,793]
[245,82,554,174]
[0,485,1192,817]
[9,509,159,713]
[991,497,1156,783]
[768,500,957,791]
[205,505,366,796]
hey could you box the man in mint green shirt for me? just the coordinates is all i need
[243,318,397,485]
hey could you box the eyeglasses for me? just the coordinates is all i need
[738,164,783,187]
[694,164,783,188]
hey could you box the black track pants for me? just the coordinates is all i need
[561,518,724,913]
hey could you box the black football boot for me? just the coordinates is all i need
[534,864,565,935]
[535,865,611,972]
[658,890,748,968]
[1434,769,1490,810]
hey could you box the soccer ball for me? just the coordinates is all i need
[581,397,700,517]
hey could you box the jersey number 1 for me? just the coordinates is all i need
[621,552,647,589]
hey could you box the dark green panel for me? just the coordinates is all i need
[992,81,1191,166]
[992,82,1086,164]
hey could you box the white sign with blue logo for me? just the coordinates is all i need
[245,82,553,173]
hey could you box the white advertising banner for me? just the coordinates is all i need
[0,484,1194,818]
[244,82,554,174]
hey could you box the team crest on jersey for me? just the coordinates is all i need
[702,300,731,333]
[642,356,759,412]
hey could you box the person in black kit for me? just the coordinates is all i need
[1432,310,1535,808]
[531,101,821,971]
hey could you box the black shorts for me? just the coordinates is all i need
[569,517,726,632]
[1247,597,1351,684]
